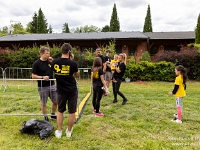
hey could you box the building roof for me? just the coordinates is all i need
[143,31,195,40]
[0,31,148,42]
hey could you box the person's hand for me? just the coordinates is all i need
[70,53,74,60]
[48,57,53,62]
[43,76,49,81]
[168,92,173,96]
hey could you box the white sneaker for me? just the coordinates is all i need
[172,119,182,124]
[174,114,178,118]
[66,127,73,138]
[55,130,62,138]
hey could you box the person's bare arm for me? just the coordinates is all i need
[32,73,49,81]
[100,75,107,88]
[74,70,80,76]
[103,63,106,73]
[115,67,121,73]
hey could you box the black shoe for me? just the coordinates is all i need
[122,98,128,105]
[51,113,57,120]
[113,99,118,103]
[44,116,49,121]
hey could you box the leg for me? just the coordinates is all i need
[68,113,75,131]
[92,86,97,110]
[38,87,49,120]
[57,94,67,130]
[106,80,110,88]
[49,85,58,114]
[115,78,128,105]
[66,90,78,137]
[41,105,48,115]
[55,94,67,138]
[112,81,117,102]
[57,111,64,131]
[95,87,103,113]
[176,97,183,120]
[51,102,57,114]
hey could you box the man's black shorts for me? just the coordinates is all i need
[57,90,78,114]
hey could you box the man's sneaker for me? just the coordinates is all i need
[95,112,104,117]
[44,116,49,121]
[51,113,57,119]
[55,130,62,138]
[174,114,178,118]
[66,127,73,138]
[172,119,182,124]
[93,109,102,113]
[122,98,128,105]
[113,99,118,103]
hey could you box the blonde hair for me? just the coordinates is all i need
[114,54,118,60]
[119,53,127,65]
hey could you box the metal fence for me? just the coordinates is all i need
[0,67,3,90]
[0,67,91,119]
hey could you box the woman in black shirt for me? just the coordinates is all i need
[112,53,128,105]
[91,57,107,116]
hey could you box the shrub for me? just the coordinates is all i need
[141,51,151,62]
[154,47,200,80]
[124,61,176,81]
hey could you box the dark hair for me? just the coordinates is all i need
[40,46,49,54]
[106,49,111,53]
[92,57,102,73]
[176,65,187,85]
[61,43,72,54]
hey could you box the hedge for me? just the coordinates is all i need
[124,61,176,82]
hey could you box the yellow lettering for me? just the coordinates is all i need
[62,65,70,71]
[54,64,61,72]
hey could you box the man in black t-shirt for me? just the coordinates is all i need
[104,49,112,91]
[95,48,106,72]
[52,43,79,138]
[32,46,58,121]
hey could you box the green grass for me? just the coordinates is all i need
[0,81,200,150]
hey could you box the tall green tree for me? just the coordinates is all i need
[101,25,110,32]
[109,3,120,32]
[37,8,48,33]
[143,4,153,32]
[29,12,38,33]
[195,13,200,44]
[48,25,53,33]
[62,23,70,33]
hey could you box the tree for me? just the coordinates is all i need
[62,23,70,33]
[29,12,38,33]
[37,8,48,33]
[101,25,110,32]
[71,25,101,33]
[109,3,120,32]
[12,23,27,34]
[143,4,153,32]
[195,13,200,44]
[0,26,8,36]
[48,25,53,33]
[26,22,31,33]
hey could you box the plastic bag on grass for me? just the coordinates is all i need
[19,118,54,140]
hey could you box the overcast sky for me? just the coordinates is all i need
[0,0,199,33]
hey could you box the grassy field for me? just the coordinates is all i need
[0,80,200,150]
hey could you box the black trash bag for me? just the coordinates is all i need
[20,118,54,140]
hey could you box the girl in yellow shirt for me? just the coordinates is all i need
[168,65,187,123]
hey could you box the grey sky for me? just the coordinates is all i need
[0,0,199,33]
